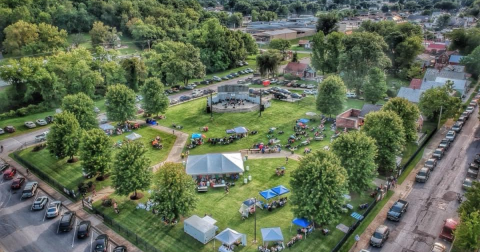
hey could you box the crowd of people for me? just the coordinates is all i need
[207,133,246,145]
[258,244,284,252]
[267,197,287,211]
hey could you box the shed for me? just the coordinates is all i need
[184,215,217,244]
[186,153,244,176]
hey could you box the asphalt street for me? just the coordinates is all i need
[367,107,479,252]
[0,175,116,252]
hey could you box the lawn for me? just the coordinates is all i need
[159,96,366,155]
[16,126,176,191]
[93,158,373,252]
[67,33,93,49]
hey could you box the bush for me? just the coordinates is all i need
[386,89,396,97]
[0,103,50,121]
[284,73,301,80]
[78,183,87,194]
[87,181,94,188]
[102,198,112,207]
[32,144,47,152]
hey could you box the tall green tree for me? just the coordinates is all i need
[269,39,291,60]
[61,93,98,130]
[324,32,345,73]
[316,75,346,116]
[311,31,327,74]
[120,57,147,92]
[418,86,461,120]
[89,21,121,47]
[363,68,387,104]
[454,211,480,251]
[331,131,378,192]
[459,182,480,217]
[151,163,197,221]
[382,97,420,143]
[112,141,151,199]
[316,12,339,35]
[256,50,282,78]
[362,111,405,173]
[142,78,170,117]
[461,45,480,79]
[447,28,480,55]
[290,150,348,225]
[80,128,112,179]
[105,84,137,123]
[47,111,81,162]
[436,14,451,30]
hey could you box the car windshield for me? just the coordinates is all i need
[426,161,433,165]
[47,208,56,212]
[392,205,402,212]
[373,231,383,239]
[464,180,472,186]
[435,150,441,154]
[95,243,105,249]
[418,171,426,176]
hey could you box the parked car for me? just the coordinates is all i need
[45,116,54,124]
[452,121,463,133]
[291,93,302,99]
[36,119,48,126]
[22,181,38,198]
[387,200,408,221]
[179,95,191,102]
[46,201,62,218]
[59,211,76,232]
[424,158,438,171]
[370,225,390,247]
[184,85,194,90]
[170,99,179,105]
[461,111,470,120]
[212,76,221,82]
[231,73,239,77]
[227,74,234,79]
[467,167,479,179]
[466,106,474,114]
[269,78,278,84]
[0,128,4,134]
[4,126,16,133]
[446,131,456,141]
[346,92,357,98]
[3,167,17,180]
[431,243,446,252]
[416,167,431,183]
[94,234,109,252]
[113,246,127,252]
[463,178,473,190]
[469,101,477,108]
[303,90,314,95]
[0,161,10,172]
[439,218,457,242]
[433,148,445,160]
[222,76,229,80]
[32,196,48,210]
[35,133,47,142]
[458,116,466,123]
[306,84,316,89]
[24,121,37,129]
[438,139,451,151]
[11,177,25,189]
[77,220,92,239]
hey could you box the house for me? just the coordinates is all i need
[421,81,444,90]
[407,15,429,23]
[397,87,425,103]
[425,43,447,54]
[449,55,464,65]
[336,104,383,129]
[435,77,468,95]
[252,29,297,42]
[283,62,316,79]
[409,79,423,89]
[298,40,311,49]
[423,68,467,82]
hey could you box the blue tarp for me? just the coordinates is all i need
[271,185,290,196]
[298,118,309,123]
[243,198,256,206]
[191,133,202,139]
[259,189,278,200]
[292,218,311,228]
[351,212,364,221]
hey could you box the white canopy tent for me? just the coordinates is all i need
[99,124,115,131]
[186,153,244,176]
[261,227,284,247]
[214,228,247,251]
[125,132,142,141]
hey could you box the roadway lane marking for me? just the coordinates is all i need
[72,218,77,247]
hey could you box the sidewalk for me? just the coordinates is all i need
[149,124,189,172]
[241,150,303,161]
[348,129,444,252]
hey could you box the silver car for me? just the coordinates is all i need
[35,119,48,126]
[24,121,37,129]
[46,201,62,218]
[370,225,389,247]
[32,196,49,210]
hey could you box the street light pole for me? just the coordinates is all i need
[210,92,213,119]
[254,197,257,243]
[259,91,262,117]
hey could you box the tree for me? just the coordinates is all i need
[461,45,480,79]
[269,39,291,60]
[291,52,298,62]
[362,111,405,173]
[447,28,480,55]
[112,141,151,199]
[142,78,170,117]
[120,58,147,92]
[256,50,282,78]
[316,12,339,35]
[311,31,327,74]
[61,93,98,130]
[47,111,81,162]
[436,14,451,30]
[454,211,480,251]
[316,75,346,116]
[151,163,197,221]
[290,150,348,225]
[382,97,420,143]
[105,84,137,123]
[80,128,112,179]
[324,32,345,73]
[381,5,389,12]
[228,12,243,28]
[418,86,461,120]
[2,21,38,55]
[363,68,387,104]
[331,131,378,192]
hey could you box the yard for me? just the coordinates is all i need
[15,126,176,190]
[93,158,374,252]
[160,96,366,155]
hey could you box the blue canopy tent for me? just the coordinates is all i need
[271,185,290,196]
[259,189,278,201]
[261,227,284,247]
[191,133,202,139]
[290,218,314,238]
[298,118,309,123]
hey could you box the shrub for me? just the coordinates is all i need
[102,198,112,207]
[284,73,301,80]
[32,144,47,152]
[87,181,94,188]
[0,103,50,121]
[386,89,396,97]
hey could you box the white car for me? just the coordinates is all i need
[0,128,4,135]
[466,106,474,114]
[306,84,315,89]
[184,85,194,90]
[32,196,48,210]
[303,90,313,95]
[170,99,179,105]
[46,201,62,218]
[35,119,48,126]
[346,92,357,98]
[300,84,306,88]
[24,121,37,129]
[446,130,456,141]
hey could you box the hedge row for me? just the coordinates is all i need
[0,103,50,121]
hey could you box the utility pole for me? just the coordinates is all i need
[437,106,443,129]
[254,197,257,243]
[210,92,213,119]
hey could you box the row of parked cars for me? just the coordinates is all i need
[0,116,54,135]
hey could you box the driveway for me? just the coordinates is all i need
[365,107,479,252]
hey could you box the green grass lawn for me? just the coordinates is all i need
[93,158,373,252]
[160,97,365,155]
[16,126,176,190]
[67,33,93,49]
[117,36,143,55]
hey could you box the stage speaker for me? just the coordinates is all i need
[260,105,265,111]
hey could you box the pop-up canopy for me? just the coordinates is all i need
[125,132,142,141]
[298,118,309,123]
[192,133,202,139]
[215,228,243,245]
[261,227,284,246]
[259,189,277,200]
[271,185,290,196]
[234,127,248,134]
[99,124,114,131]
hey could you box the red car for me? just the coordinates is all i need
[439,218,458,242]
[11,177,25,189]
[3,167,17,180]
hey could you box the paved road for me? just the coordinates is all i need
[0,175,116,252]
[0,128,48,154]
[367,107,479,252]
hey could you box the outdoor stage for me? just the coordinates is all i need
[211,102,259,113]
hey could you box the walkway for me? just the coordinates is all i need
[149,124,189,171]
[240,150,303,161]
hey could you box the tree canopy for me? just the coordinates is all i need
[448,28,480,55]
[316,12,339,35]
[290,150,348,225]
[461,45,480,79]
[120,57,147,92]
[80,128,112,178]
[363,68,387,104]
[316,75,346,116]
[454,210,480,251]
[269,39,291,60]
[418,86,461,120]
[61,93,98,130]
[105,84,137,122]
[382,97,420,143]
[47,111,81,161]
[141,78,170,116]
[256,50,282,78]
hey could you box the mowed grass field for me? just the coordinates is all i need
[93,158,373,252]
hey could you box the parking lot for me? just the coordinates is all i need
[0,175,116,252]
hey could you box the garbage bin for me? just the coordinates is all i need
[248,175,252,181]
[244,178,248,184]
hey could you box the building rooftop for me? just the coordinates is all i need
[359,104,383,118]
[420,81,444,90]
[449,55,464,64]
[397,87,425,103]
[424,68,466,82]
[261,29,297,36]
[409,79,422,89]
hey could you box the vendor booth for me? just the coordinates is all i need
[215,228,247,252]
[125,132,142,141]
[99,124,115,131]
[184,215,218,244]
[291,218,314,238]
[186,153,244,177]
[239,198,263,218]
[261,227,284,247]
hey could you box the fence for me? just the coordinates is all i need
[13,153,78,201]
[330,127,438,252]
[91,206,162,252]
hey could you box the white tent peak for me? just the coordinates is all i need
[125,132,142,141]
[186,153,244,175]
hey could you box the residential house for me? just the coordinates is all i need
[425,42,447,54]
[283,62,316,79]
[336,104,383,129]
[435,77,468,95]
[409,79,423,89]
[423,68,467,82]
[449,55,464,65]
[298,40,311,49]
[396,87,425,103]
[407,15,429,23]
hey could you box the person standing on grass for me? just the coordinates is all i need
[285,156,289,164]
[92,189,97,197]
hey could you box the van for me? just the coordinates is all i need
[22,181,38,199]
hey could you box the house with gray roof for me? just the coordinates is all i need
[397,87,425,103]
[421,81,444,90]
[435,77,468,95]
[423,68,467,82]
